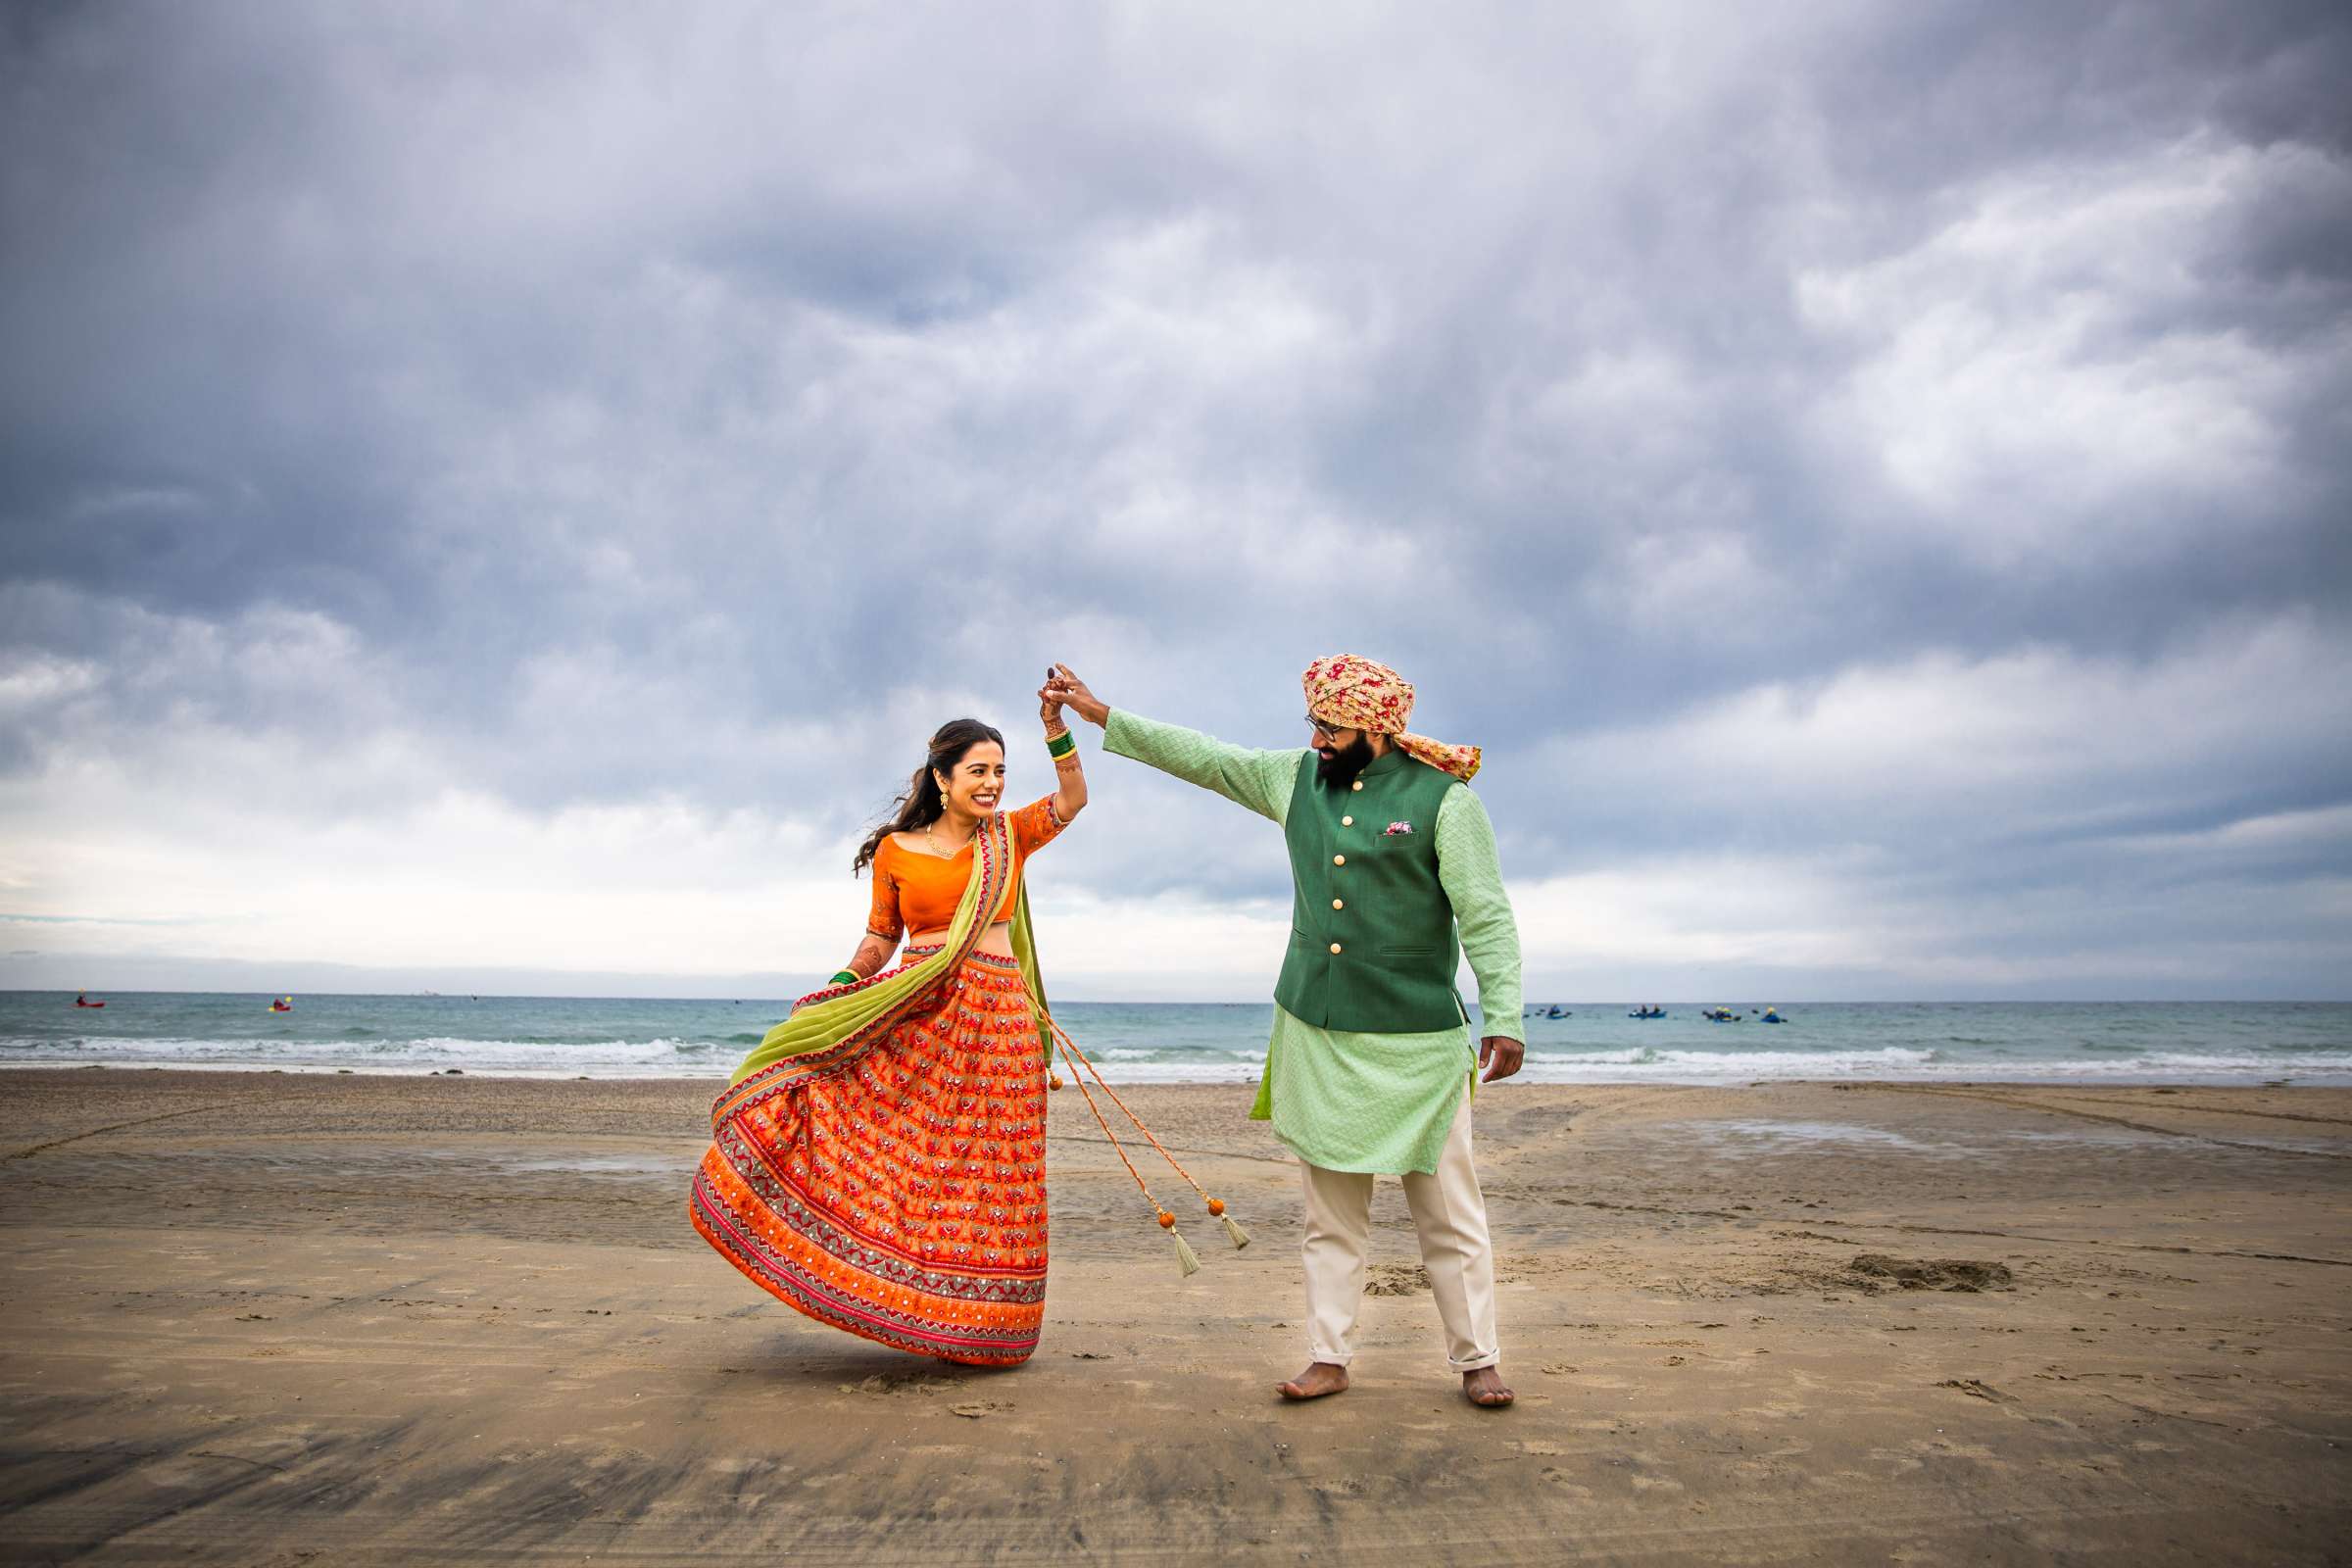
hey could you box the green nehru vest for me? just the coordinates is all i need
[1274,747,1467,1033]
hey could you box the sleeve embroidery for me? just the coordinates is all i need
[865,853,905,942]
[1013,795,1067,856]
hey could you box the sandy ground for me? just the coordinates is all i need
[2,1068,2348,1565]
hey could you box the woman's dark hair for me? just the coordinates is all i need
[854,718,1005,875]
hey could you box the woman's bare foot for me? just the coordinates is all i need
[1276,1362,1349,1400]
[1462,1366,1514,1407]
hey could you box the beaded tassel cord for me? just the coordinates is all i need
[1051,1032,1198,1276]
[1045,1012,1250,1274]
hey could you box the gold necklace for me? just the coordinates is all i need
[926,816,973,858]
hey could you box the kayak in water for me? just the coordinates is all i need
[269,996,294,1012]
[75,992,105,1008]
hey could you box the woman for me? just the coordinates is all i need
[688,669,1088,1366]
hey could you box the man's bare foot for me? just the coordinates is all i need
[1276,1362,1349,1401]
[1462,1366,1514,1408]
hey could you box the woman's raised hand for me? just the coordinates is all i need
[1044,664,1109,727]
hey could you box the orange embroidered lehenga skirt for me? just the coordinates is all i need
[689,947,1050,1365]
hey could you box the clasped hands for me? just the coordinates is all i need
[1041,665,1108,727]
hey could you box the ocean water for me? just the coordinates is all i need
[2,993,2347,1085]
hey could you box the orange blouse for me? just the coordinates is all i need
[867,796,1067,942]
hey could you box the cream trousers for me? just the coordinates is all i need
[1298,1081,1500,1372]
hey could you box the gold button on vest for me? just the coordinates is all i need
[1333,854,1345,866]
[1350,780,1363,791]
[1341,814,1353,826]
[1329,943,1343,955]
[1331,898,1344,909]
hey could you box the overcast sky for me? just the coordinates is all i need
[3,1,2348,1001]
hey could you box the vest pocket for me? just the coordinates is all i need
[1379,944,1437,959]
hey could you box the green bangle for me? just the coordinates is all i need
[1046,729,1077,759]
[828,969,858,986]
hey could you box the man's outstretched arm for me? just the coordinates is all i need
[1048,668,1300,826]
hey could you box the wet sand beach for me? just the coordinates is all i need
[2,1068,2347,1564]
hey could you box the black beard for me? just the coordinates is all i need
[1315,733,1377,789]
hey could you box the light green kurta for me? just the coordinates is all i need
[1102,710,1524,1175]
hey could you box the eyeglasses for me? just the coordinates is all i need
[1305,716,1353,741]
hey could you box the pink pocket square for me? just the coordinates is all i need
[1383,821,1413,836]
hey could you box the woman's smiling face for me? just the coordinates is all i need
[935,740,1006,818]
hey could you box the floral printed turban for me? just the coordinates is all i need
[1301,654,1482,782]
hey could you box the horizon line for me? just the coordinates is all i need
[10,989,2349,1005]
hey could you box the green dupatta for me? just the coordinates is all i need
[712,809,1053,1128]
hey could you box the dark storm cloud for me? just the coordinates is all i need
[2,0,2348,992]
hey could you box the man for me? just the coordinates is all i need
[1048,655,1523,1410]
